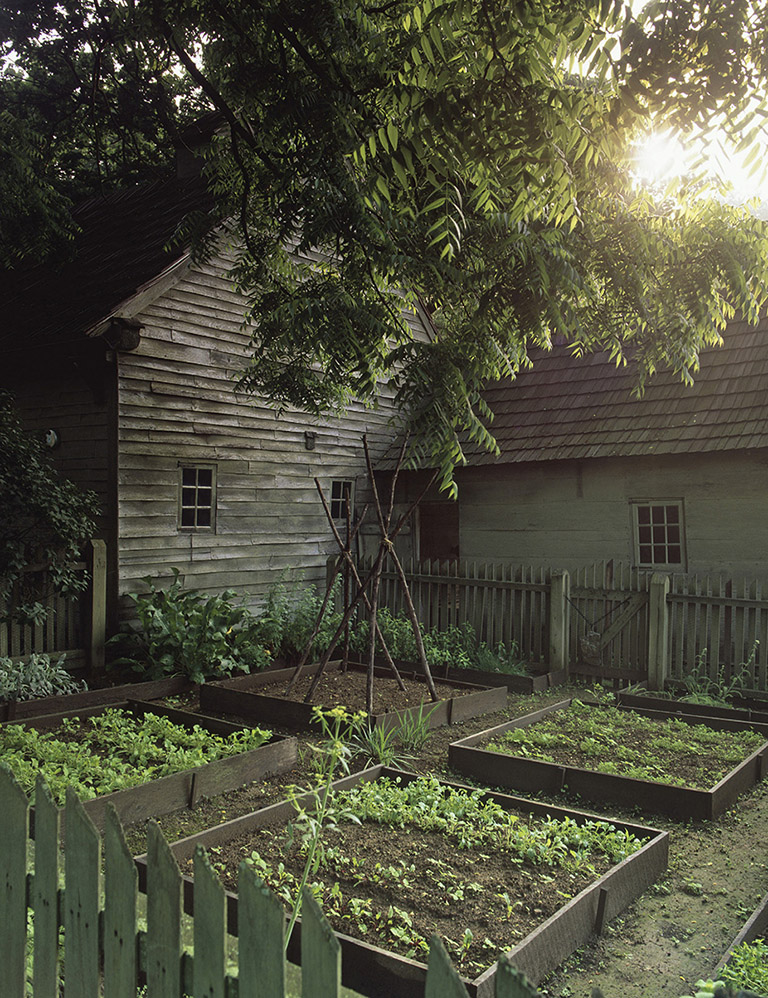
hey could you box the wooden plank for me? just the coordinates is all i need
[146,820,182,998]
[0,763,29,998]
[300,889,341,998]
[64,786,101,998]
[104,804,138,998]
[194,846,226,998]
[238,865,285,998]
[33,776,60,998]
[424,936,471,998]
[492,957,540,998]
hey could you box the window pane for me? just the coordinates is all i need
[197,508,211,527]
[639,544,652,563]
[181,487,196,506]
[197,469,213,487]
[181,507,195,527]
[637,506,650,525]
[668,545,681,563]
[668,525,680,543]
[182,468,196,486]
[638,525,651,544]
[666,505,679,524]
[197,488,212,507]
[651,505,665,524]
[653,544,666,562]
[653,525,666,543]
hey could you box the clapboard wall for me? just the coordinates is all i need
[116,251,417,608]
[449,449,768,581]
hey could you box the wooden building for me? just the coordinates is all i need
[396,317,768,582]
[0,178,425,626]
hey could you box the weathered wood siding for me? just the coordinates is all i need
[452,450,768,581]
[117,252,416,608]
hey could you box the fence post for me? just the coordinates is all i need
[549,570,570,677]
[87,539,107,675]
[647,573,670,690]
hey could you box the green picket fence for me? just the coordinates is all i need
[0,763,539,998]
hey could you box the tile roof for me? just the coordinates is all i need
[0,177,211,355]
[463,316,768,464]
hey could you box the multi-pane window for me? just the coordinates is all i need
[179,466,216,529]
[330,480,353,520]
[631,501,685,568]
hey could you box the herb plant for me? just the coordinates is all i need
[720,936,768,995]
[0,708,271,804]
[0,653,86,701]
[349,609,527,675]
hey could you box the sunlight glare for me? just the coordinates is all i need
[633,131,687,185]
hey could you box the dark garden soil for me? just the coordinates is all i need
[185,806,618,979]
[231,668,479,712]
[126,684,768,998]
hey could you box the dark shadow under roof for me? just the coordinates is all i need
[0,177,212,356]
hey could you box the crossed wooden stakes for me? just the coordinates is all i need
[284,435,439,714]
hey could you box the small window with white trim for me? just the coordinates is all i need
[330,479,354,520]
[631,500,685,568]
[179,465,216,530]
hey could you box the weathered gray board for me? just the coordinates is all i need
[449,700,768,821]
[713,891,768,975]
[133,766,668,996]
[201,662,507,732]
[616,687,768,726]
[11,700,297,832]
[0,674,194,721]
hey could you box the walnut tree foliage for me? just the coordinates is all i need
[3,0,768,487]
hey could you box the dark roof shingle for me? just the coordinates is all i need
[464,317,768,464]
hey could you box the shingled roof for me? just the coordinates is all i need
[463,315,768,465]
[0,177,211,355]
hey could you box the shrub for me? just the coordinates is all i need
[111,570,270,683]
[0,653,86,701]
[0,389,99,623]
[252,578,343,664]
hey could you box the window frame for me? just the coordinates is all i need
[329,479,354,522]
[630,499,686,570]
[178,463,217,532]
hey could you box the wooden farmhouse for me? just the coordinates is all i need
[0,177,427,627]
[394,318,768,583]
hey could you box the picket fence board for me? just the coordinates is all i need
[65,787,101,998]
[425,936,469,998]
[238,867,286,998]
[194,845,228,998]
[0,762,28,998]
[302,889,342,998]
[147,820,183,998]
[33,776,59,998]
[104,804,138,998]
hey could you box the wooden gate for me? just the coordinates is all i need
[568,562,652,684]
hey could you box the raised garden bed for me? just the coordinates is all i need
[201,661,507,732]
[134,766,667,996]
[358,657,566,694]
[616,686,768,726]
[713,890,768,977]
[0,674,195,721]
[3,700,297,831]
[449,699,768,821]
